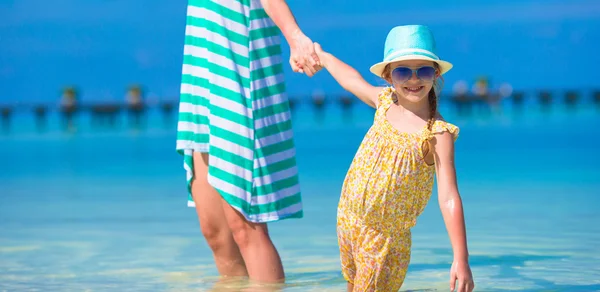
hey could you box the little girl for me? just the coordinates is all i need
[313,25,475,292]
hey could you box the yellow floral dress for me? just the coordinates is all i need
[337,87,459,291]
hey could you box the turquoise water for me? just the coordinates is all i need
[1,100,600,291]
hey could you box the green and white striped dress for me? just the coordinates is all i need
[176,0,303,223]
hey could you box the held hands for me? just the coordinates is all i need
[450,259,475,292]
[313,42,326,66]
[289,30,322,77]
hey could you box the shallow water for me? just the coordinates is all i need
[1,101,599,291]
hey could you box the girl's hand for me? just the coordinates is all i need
[450,260,474,292]
[313,42,326,67]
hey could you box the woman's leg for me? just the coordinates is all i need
[221,202,285,283]
[192,152,248,277]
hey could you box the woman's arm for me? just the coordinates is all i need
[260,0,320,77]
[314,43,381,108]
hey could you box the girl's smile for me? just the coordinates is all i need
[402,86,425,93]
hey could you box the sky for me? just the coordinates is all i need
[1,0,599,104]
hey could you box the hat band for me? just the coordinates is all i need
[384,48,440,62]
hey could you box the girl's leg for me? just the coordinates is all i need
[222,202,285,283]
[354,229,412,291]
[338,213,357,292]
[192,152,248,277]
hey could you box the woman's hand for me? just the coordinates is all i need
[288,29,321,77]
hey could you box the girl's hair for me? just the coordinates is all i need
[382,63,444,162]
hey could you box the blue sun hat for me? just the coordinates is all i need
[370,25,453,77]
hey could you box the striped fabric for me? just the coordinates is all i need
[176,0,303,223]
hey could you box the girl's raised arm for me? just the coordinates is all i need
[315,43,382,108]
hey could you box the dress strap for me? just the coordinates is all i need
[375,87,395,114]
[421,120,460,142]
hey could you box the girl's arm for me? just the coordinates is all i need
[314,43,382,108]
[430,131,474,291]
[432,131,469,260]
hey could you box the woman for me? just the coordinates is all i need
[175,0,321,283]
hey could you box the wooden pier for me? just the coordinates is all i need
[1,88,598,132]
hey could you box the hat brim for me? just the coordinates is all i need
[369,55,453,77]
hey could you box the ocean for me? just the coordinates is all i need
[1,98,599,291]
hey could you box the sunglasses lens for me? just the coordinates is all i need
[417,66,436,81]
[391,67,412,83]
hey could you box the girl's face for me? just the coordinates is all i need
[388,60,438,104]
